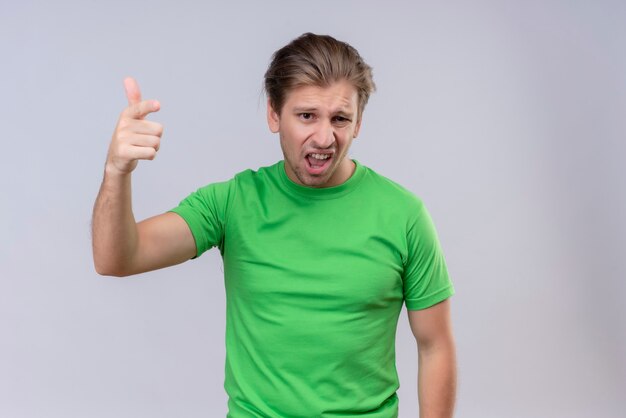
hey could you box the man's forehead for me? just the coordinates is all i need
[284,82,358,111]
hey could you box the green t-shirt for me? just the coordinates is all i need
[169,159,454,418]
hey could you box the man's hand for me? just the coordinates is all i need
[92,78,196,276]
[106,77,163,175]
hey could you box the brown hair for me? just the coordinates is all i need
[264,32,376,119]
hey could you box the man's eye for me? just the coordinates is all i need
[333,116,349,123]
[300,113,313,120]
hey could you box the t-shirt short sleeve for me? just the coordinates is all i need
[167,178,236,259]
[403,200,455,310]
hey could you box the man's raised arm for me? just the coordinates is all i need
[91,77,196,277]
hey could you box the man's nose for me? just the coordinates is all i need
[311,120,335,148]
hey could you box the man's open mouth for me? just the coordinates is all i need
[305,153,333,174]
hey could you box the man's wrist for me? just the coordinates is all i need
[103,161,132,180]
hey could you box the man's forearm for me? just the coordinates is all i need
[91,167,138,276]
[417,340,457,418]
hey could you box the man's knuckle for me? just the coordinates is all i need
[130,106,141,118]
[118,119,129,130]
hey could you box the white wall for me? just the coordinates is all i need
[1,1,624,417]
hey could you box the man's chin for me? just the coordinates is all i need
[286,159,337,188]
[295,170,333,188]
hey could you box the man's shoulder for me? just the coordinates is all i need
[360,162,424,210]
[228,161,282,190]
[191,161,280,190]
[232,160,280,179]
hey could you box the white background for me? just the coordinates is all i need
[1,1,624,417]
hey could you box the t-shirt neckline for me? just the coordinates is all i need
[277,158,366,199]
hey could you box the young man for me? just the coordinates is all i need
[92,33,456,418]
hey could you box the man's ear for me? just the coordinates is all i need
[267,99,280,133]
[353,116,362,139]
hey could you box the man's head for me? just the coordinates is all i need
[264,33,376,188]
[264,32,376,120]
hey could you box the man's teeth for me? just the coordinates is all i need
[309,153,331,160]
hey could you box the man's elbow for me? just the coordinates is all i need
[93,258,132,277]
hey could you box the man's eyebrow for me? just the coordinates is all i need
[292,107,354,117]
[292,107,318,113]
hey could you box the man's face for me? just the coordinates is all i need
[267,80,362,188]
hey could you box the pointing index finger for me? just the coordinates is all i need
[124,77,142,106]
